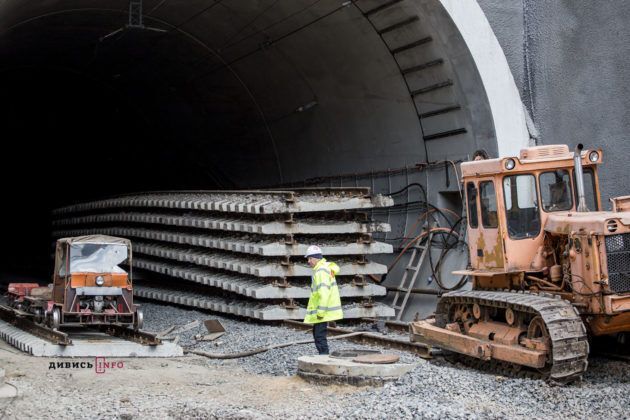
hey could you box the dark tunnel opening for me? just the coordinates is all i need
[0,12,268,275]
[1,64,184,274]
[0,1,499,289]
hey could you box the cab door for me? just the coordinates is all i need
[476,179,504,269]
[52,242,67,304]
[465,181,481,269]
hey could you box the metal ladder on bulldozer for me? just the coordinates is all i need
[390,227,435,321]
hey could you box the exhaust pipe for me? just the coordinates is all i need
[574,143,588,212]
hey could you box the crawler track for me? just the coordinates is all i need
[435,290,590,384]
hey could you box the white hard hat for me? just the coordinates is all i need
[304,245,323,258]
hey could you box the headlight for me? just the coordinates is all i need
[607,220,618,233]
[504,158,516,170]
[588,151,600,162]
[95,276,104,286]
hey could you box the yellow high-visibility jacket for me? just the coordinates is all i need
[304,258,343,324]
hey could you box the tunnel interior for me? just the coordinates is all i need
[0,0,498,288]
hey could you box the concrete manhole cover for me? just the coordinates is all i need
[330,349,381,359]
[352,354,400,364]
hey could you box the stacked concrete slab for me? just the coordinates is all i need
[52,188,395,320]
[0,319,183,357]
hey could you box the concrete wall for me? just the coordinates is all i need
[478,0,630,203]
[439,0,529,157]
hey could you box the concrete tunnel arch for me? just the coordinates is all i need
[0,0,528,318]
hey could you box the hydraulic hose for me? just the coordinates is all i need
[183,331,366,359]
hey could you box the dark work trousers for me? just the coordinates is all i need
[312,322,329,355]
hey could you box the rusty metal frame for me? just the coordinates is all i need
[411,319,546,368]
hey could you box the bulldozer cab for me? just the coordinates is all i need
[53,235,132,304]
[462,145,602,274]
[412,145,630,382]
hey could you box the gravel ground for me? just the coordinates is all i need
[141,301,630,419]
[142,301,417,377]
[1,300,629,419]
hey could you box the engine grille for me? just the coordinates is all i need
[605,233,630,293]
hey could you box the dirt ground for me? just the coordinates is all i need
[0,340,361,419]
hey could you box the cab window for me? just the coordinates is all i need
[503,174,541,239]
[540,170,572,212]
[466,182,479,228]
[479,181,498,228]
[581,168,599,211]
[58,245,68,277]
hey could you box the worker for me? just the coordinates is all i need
[303,245,343,355]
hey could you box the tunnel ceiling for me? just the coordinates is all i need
[0,0,497,273]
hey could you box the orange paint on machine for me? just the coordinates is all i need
[411,144,630,384]
[7,235,143,331]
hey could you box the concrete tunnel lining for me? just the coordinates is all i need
[0,0,526,319]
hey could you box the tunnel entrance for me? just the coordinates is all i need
[0,0,523,312]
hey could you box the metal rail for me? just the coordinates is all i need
[0,305,72,346]
[0,304,159,347]
[97,324,161,346]
[385,287,440,296]
[282,319,432,359]
[361,317,410,333]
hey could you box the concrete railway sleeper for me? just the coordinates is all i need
[132,257,386,300]
[52,227,393,257]
[411,290,589,384]
[52,189,394,216]
[52,211,391,235]
[0,304,71,346]
[130,242,387,278]
[0,303,161,347]
[49,188,396,322]
[133,285,395,321]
